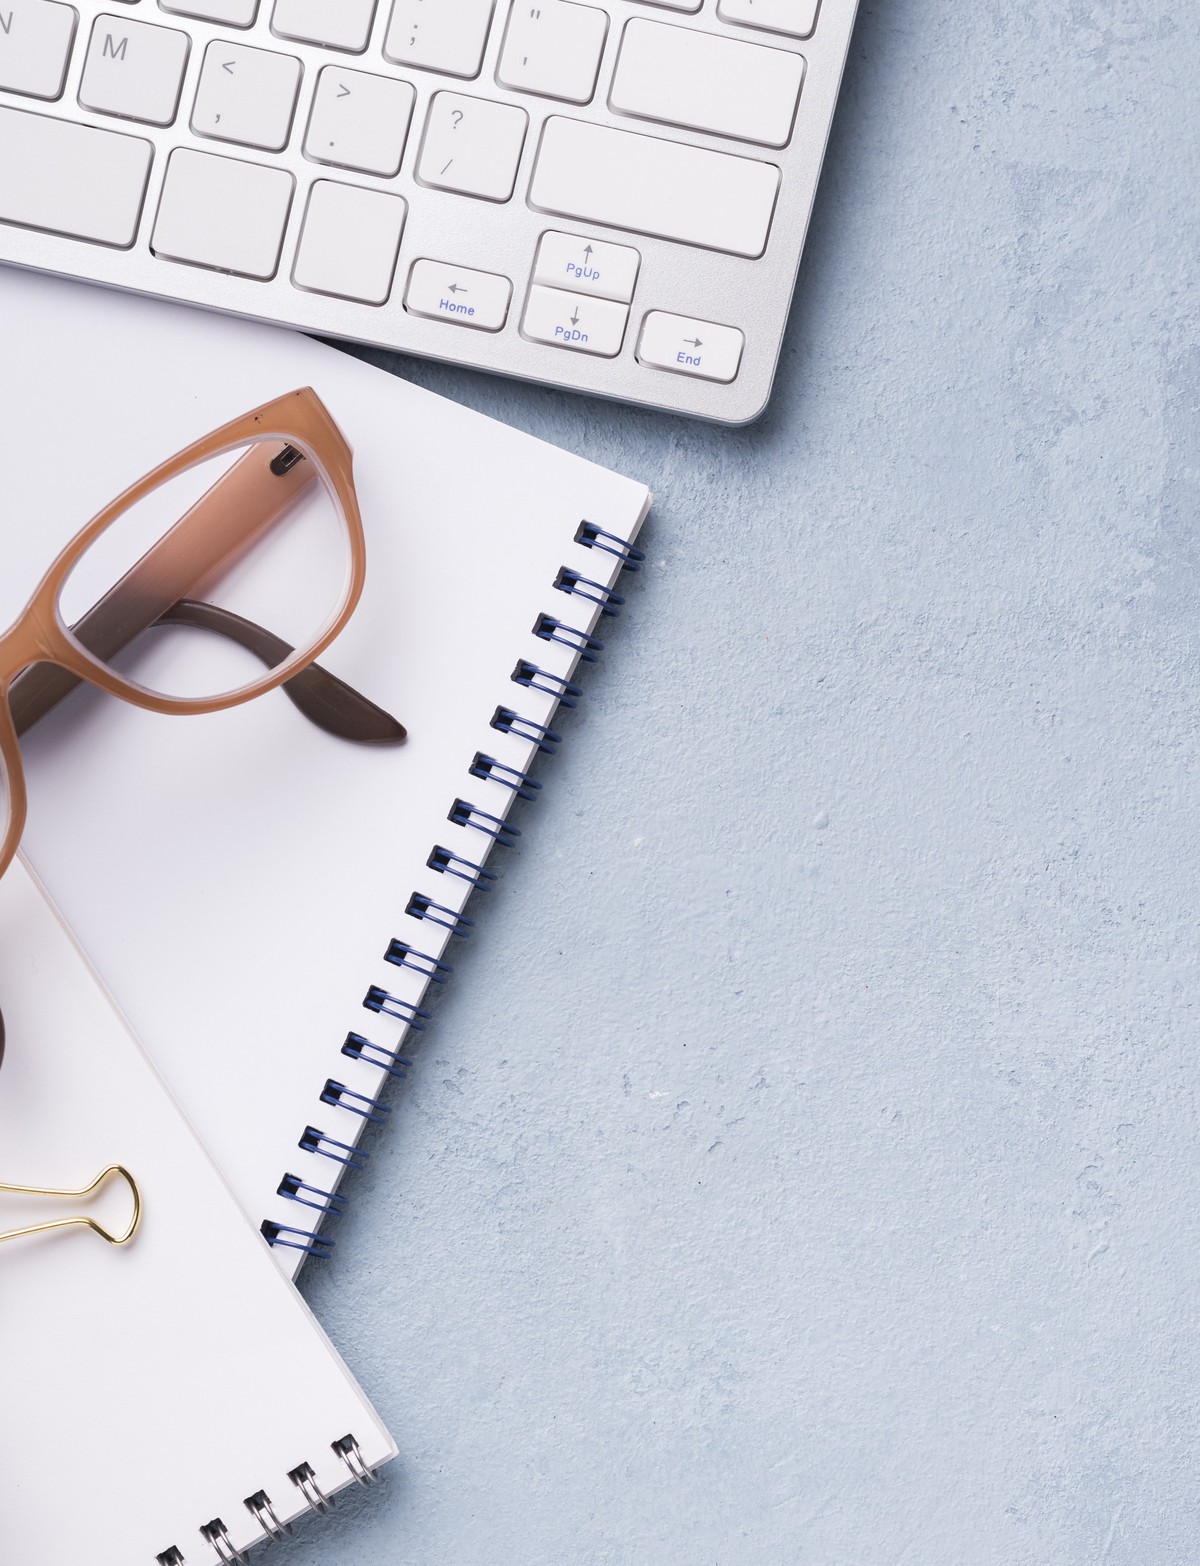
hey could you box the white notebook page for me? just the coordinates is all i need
[0,268,650,1277]
[0,857,396,1566]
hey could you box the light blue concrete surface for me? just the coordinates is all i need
[287,4,1198,1562]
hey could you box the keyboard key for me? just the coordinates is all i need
[496,0,608,105]
[717,0,819,38]
[633,0,700,11]
[416,91,527,202]
[533,231,638,302]
[383,0,494,79]
[0,105,152,245]
[158,0,259,24]
[152,146,293,276]
[191,39,301,151]
[0,0,76,100]
[303,64,413,177]
[293,180,406,303]
[521,284,627,357]
[78,16,191,127]
[271,0,377,52]
[405,258,511,331]
[636,309,743,382]
[609,19,804,148]
[529,116,780,257]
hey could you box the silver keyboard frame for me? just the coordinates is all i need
[0,0,860,424]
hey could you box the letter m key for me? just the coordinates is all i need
[103,33,128,60]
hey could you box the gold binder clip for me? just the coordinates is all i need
[0,1165,142,1248]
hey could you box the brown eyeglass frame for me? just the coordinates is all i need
[0,387,366,882]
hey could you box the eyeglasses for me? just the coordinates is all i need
[0,389,391,1241]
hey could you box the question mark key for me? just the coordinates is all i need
[416,92,530,202]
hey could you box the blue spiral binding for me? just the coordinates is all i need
[385,938,453,981]
[428,845,499,888]
[449,797,522,844]
[260,1220,335,1258]
[278,1172,348,1216]
[490,707,561,754]
[554,566,625,615]
[512,660,583,707]
[533,614,604,662]
[469,752,542,799]
[343,1031,412,1079]
[406,892,475,937]
[576,520,646,570]
[363,986,431,1028]
[320,1079,390,1124]
[299,1125,370,1169]
[269,517,643,1263]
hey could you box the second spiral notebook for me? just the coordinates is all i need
[2,268,650,1277]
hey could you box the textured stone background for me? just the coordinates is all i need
[288,2,1198,1561]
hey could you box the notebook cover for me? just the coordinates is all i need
[0,856,396,1566]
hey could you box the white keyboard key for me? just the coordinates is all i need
[530,116,780,257]
[405,258,511,331]
[496,0,608,105]
[152,146,293,276]
[521,283,627,357]
[158,0,259,25]
[78,16,190,127]
[636,309,743,381]
[634,0,700,11]
[416,91,527,202]
[0,0,77,100]
[533,230,638,302]
[0,105,152,245]
[271,0,377,52]
[304,64,413,177]
[383,0,494,79]
[293,179,406,303]
[717,0,819,38]
[191,39,301,151]
[609,19,803,148]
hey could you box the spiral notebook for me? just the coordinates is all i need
[1,267,650,1276]
[0,856,396,1566]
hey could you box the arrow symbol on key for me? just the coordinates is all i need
[447,283,468,293]
[685,337,703,347]
[337,82,351,97]
[570,309,580,325]
[222,59,235,73]
[583,244,593,257]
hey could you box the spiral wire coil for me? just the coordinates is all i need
[262,520,644,1260]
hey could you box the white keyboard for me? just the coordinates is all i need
[0,0,859,422]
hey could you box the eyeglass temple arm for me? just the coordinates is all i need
[156,600,405,745]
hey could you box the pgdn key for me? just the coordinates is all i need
[522,284,628,357]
